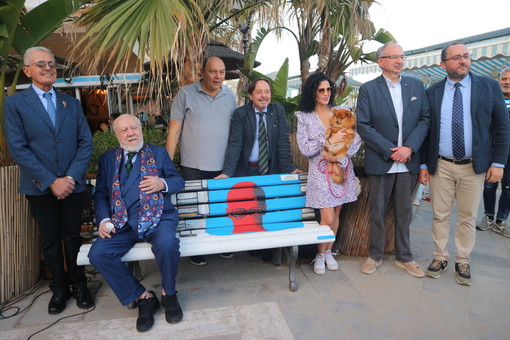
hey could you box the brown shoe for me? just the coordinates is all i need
[360,257,382,275]
[395,260,425,278]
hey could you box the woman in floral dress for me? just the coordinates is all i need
[295,72,361,275]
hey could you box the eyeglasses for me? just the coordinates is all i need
[443,53,471,62]
[317,87,332,94]
[379,55,406,60]
[24,61,57,68]
[228,207,264,219]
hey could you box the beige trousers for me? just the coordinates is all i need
[429,158,485,264]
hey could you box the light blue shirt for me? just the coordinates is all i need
[249,105,269,162]
[32,85,57,112]
[439,75,473,159]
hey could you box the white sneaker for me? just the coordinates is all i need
[324,250,339,271]
[312,253,326,275]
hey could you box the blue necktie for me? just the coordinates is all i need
[43,92,56,127]
[452,83,465,159]
[257,112,269,175]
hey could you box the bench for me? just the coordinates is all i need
[77,173,335,292]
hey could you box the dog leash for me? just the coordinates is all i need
[318,157,351,198]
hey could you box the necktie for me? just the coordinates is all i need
[257,112,269,175]
[43,92,56,127]
[452,83,465,159]
[125,152,136,174]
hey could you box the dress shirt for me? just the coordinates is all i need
[439,75,473,159]
[32,85,57,113]
[249,105,269,162]
[383,75,408,174]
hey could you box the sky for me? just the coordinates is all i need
[255,0,510,75]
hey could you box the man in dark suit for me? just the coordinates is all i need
[357,42,430,278]
[5,47,94,314]
[216,78,299,178]
[419,42,510,286]
[89,114,184,332]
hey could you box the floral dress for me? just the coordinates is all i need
[295,108,362,209]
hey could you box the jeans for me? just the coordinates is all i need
[483,164,510,221]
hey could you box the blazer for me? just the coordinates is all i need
[94,144,184,228]
[422,73,510,175]
[222,102,296,177]
[356,75,430,175]
[5,85,92,195]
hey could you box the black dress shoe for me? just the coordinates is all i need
[161,293,183,324]
[73,287,94,309]
[48,291,71,314]
[136,291,159,332]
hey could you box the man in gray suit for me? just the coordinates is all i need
[357,42,430,278]
[5,47,93,314]
[216,78,298,178]
[419,42,509,286]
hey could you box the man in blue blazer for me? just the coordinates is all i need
[5,47,93,314]
[419,43,510,286]
[357,43,430,278]
[89,114,184,332]
[216,78,298,178]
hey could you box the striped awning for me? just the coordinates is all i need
[349,30,510,85]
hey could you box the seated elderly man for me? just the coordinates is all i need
[89,114,184,332]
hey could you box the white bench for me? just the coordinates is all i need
[77,174,334,292]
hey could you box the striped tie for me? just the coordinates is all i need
[258,112,269,175]
[125,152,136,174]
[452,83,465,159]
[43,92,56,127]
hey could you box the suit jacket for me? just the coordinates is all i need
[356,75,430,175]
[5,85,92,195]
[222,103,296,177]
[94,144,184,229]
[422,73,510,174]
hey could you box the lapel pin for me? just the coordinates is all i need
[62,101,67,108]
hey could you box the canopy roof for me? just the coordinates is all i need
[349,27,510,85]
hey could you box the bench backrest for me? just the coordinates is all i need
[172,173,316,237]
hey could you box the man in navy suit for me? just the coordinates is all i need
[357,42,430,278]
[5,47,93,314]
[216,78,298,178]
[419,43,510,286]
[89,114,184,332]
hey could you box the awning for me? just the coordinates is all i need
[349,28,510,84]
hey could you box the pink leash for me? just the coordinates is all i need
[318,157,351,198]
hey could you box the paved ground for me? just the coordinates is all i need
[1,199,509,340]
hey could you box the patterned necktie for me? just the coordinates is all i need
[452,82,465,159]
[257,112,269,175]
[125,152,136,174]
[43,92,56,127]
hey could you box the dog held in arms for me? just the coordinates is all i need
[322,108,356,184]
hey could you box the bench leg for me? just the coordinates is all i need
[287,246,299,292]
[127,261,143,281]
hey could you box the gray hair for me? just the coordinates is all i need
[376,42,402,58]
[499,67,510,78]
[23,46,54,66]
[112,114,141,133]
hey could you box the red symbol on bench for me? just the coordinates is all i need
[226,182,268,233]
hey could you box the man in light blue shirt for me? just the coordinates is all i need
[420,43,510,286]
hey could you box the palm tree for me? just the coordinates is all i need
[0,0,85,166]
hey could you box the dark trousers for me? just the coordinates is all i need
[26,192,87,294]
[88,219,180,305]
[180,166,221,181]
[368,173,416,262]
[483,163,510,221]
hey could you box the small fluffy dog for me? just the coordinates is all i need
[322,108,356,184]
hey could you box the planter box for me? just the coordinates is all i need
[0,165,40,304]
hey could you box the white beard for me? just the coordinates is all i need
[120,138,144,152]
